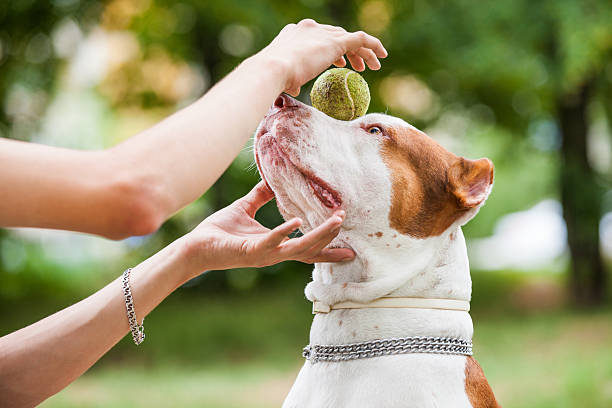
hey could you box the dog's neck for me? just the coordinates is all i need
[305,226,473,345]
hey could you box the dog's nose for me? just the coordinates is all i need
[274,94,298,109]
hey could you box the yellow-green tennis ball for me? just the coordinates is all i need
[310,68,370,121]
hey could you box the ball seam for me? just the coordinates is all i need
[343,70,356,120]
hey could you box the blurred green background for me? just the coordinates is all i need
[1,0,612,407]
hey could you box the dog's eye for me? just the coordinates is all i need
[368,126,382,134]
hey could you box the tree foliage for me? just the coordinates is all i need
[0,0,610,303]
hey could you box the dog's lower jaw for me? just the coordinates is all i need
[305,227,472,312]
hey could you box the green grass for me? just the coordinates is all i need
[3,272,612,407]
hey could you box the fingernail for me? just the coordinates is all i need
[341,256,354,261]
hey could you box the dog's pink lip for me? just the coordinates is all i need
[305,173,342,209]
[254,130,273,193]
[256,133,342,210]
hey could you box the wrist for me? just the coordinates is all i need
[148,237,200,287]
[241,51,291,94]
[172,233,211,282]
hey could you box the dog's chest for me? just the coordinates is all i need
[283,309,476,408]
[283,354,473,408]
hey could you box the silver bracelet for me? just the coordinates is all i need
[122,268,145,345]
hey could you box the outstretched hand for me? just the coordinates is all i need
[258,19,388,96]
[182,181,355,274]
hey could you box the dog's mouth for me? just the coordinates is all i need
[306,173,342,209]
[255,126,342,210]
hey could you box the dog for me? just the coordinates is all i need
[254,94,500,408]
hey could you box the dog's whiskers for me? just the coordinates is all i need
[245,161,258,173]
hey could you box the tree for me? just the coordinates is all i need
[386,0,611,305]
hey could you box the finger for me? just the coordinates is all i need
[306,247,356,263]
[286,86,301,97]
[342,31,388,58]
[303,229,340,257]
[346,51,365,72]
[280,211,344,256]
[357,47,381,70]
[302,212,347,255]
[333,56,346,67]
[262,217,302,248]
[239,181,275,217]
[286,224,340,260]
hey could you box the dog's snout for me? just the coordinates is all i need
[274,94,298,110]
[274,95,286,109]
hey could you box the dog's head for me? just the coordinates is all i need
[254,94,493,259]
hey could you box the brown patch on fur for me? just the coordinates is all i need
[342,282,348,288]
[374,325,379,329]
[351,331,356,338]
[396,244,401,248]
[465,357,501,408]
[329,266,334,275]
[380,126,494,238]
[338,320,343,326]
[375,231,383,237]
[367,233,374,237]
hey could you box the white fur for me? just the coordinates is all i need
[254,98,489,408]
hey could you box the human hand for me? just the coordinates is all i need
[257,19,387,96]
[180,181,355,275]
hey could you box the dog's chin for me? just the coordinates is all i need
[265,177,332,233]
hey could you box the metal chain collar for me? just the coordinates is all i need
[122,268,145,345]
[302,336,472,364]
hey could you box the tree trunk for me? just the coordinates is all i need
[558,82,606,306]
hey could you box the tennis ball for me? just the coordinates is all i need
[310,68,370,121]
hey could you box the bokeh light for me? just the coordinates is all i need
[379,74,438,119]
[219,24,254,57]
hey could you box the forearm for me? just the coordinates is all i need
[0,56,285,239]
[0,238,193,407]
[110,55,287,216]
[0,138,162,239]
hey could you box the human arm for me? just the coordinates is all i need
[0,20,386,239]
[0,182,354,407]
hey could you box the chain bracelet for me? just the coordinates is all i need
[122,268,145,345]
[302,336,472,364]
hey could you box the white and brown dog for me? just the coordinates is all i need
[254,94,500,408]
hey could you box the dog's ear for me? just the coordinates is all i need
[448,157,494,208]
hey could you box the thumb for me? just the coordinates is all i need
[239,181,275,217]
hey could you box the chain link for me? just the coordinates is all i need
[302,336,472,364]
[122,268,145,345]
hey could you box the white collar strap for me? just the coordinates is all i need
[312,297,470,314]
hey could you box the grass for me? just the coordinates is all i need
[3,272,612,407]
